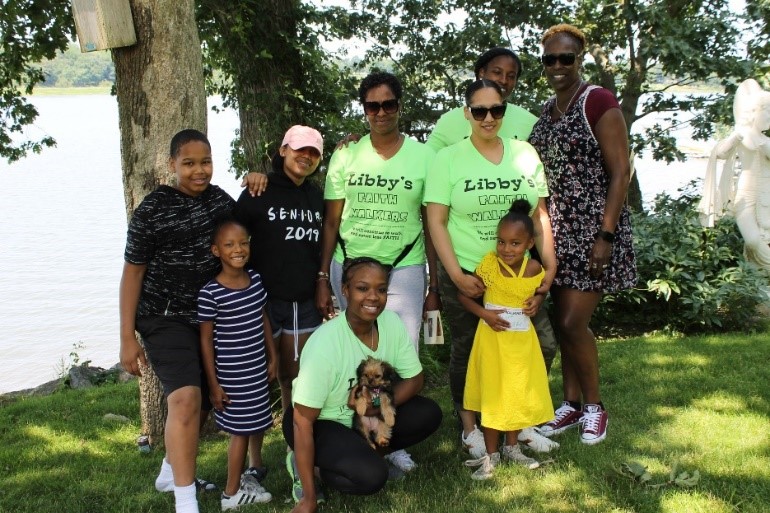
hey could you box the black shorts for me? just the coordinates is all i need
[135,315,211,411]
[266,298,323,337]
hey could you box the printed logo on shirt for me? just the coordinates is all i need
[267,206,322,242]
[267,207,322,222]
[347,173,414,191]
[463,176,534,192]
[350,208,409,223]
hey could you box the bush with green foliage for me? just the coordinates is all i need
[39,45,114,88]
[596,183,769,334]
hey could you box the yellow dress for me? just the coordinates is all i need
[463,252,554,431]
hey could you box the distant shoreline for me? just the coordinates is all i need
[31,86,112,96]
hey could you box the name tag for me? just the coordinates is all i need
[484,303,530,332]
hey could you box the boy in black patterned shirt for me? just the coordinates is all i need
[119,129,234,513]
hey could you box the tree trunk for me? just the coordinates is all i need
[112,0,207,448]
[204,0,302,175]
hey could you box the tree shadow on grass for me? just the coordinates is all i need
[2,333,769,512]
[562,332,770,513]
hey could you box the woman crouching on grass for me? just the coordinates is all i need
[283,257,442,513]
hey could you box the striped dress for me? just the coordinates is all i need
[197,268,273,435]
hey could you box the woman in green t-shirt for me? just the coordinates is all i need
[425,79,557,459]
[285,258,442,512]
[316,72,440,358]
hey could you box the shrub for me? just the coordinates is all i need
[595,183,769,334]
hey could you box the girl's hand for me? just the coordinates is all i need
[240,172,268,197]
[482,309,509,332]
[267,359,278,383]
[210,385,230,412]
[315,281,336,319]
[291,497,318,513]
[455,274,485,299]
[335,133,362,150]
[522,294,545,317]
[588,239,612,279]
[347,386,380,416]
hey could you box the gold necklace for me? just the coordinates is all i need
[347,319,375,351]
[555,80,584,116]
[372,133,403,156]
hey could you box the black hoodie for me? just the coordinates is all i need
[234,170,323,302]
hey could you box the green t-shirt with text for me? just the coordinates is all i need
[424,138,548,271]
[325,136,435,267]
[425,103,538,152]
[291,310,423,427]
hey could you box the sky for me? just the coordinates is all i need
[310,0,749,58]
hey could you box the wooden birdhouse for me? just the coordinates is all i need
[71,0,137,52]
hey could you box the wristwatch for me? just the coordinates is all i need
[596,230,616,243]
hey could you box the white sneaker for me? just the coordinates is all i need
[461,426,486,459]
[385,449,417,472]
[501,444,540,469]
[464,452,500,480]
[518,427,560,453]
[220,482,272,511]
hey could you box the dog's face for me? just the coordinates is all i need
[356,356,396,388]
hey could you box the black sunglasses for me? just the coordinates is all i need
[468,104,507,121]
[363,99,400,115]
[541,53,576,67]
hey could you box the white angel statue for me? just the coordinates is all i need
[698,79,770,271]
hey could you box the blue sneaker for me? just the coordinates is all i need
[286,450,325,503]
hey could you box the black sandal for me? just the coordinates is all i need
[195,477,218,492]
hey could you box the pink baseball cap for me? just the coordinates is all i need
[281,125,324,156]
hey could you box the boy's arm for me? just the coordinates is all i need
[262,307,278,382]
[200,320,228,411]
[119,262,147,376]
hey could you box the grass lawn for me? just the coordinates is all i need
[1,329,768,513]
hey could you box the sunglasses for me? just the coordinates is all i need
[363,99,400,115]
[541,53,576,67]
[468,104,507,121]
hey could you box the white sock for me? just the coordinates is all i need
[174,483,199,513]
[155,457,174,491]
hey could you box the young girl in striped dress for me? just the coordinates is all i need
[198,218,278,510]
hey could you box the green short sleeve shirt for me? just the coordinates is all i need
[424,138,548,271]
[324,136,435,267]
[291,310,423,427]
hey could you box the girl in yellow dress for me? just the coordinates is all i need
[460,199,554,480]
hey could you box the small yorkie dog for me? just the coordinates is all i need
[353,356,397,449]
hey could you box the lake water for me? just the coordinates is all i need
[0,94,709,393]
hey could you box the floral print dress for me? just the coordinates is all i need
[528,85,636,292]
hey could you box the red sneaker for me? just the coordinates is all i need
[580,404,608,445]
[539,401,584,437]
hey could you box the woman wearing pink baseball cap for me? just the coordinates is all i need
[234,125,325,424]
